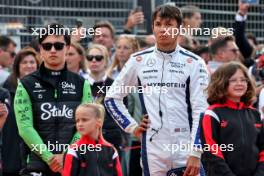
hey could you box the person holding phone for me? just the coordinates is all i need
[123,6,145,34]
[241,0,259,5]
[233,0,255,68]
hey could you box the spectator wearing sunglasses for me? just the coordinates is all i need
[65,42,89,79]
[85,44,124,157]
[0,36,16,86]
[107,35,140,79]
[14,23,92,176]
[92,21,115,60]
[0,51,10,86]
[0,35,16,61]
[106,35,140,175]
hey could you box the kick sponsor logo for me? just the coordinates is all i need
[62,81,75,90]
[40,103,73,120]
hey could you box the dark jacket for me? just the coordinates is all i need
[89,76,126,155]
[90,76,117,130]
[0,87,10,176]
[16,63,92,173]
[201,99,264,176]
[234,19,255,68]
[2,77,22,173]
[63,134,122,176]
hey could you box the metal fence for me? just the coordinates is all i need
[0,0,137,47]
[170,0,264,43]
[0,0,263,47]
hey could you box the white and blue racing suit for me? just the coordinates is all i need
[105,45,209,176]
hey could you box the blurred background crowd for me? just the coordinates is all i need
[0,0,264,176]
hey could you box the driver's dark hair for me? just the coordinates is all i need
[152,4,182,27]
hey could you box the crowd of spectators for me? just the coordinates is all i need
[0,1,264,176]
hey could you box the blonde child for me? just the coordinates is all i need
[63,103,122,176]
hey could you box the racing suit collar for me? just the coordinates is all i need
[80,133,106,145]
[39,62,68,78]
[225,99,245,110]
[37,62,69,88]
[154,44,181,58]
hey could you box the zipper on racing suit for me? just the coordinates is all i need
[54,89,58,99]
[54,88,59,152]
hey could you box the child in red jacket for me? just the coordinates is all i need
[201,62,264,176]
[63,103,122,176]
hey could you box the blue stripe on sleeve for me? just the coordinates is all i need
[105,98,130,129]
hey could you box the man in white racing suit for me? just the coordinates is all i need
[105,4,208,176]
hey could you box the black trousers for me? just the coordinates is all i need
[129,141,142,176]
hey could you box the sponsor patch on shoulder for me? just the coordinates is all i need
[187,58,193,63]
[136,56,143,62]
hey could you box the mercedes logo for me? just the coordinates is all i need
[147,58,156,67]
